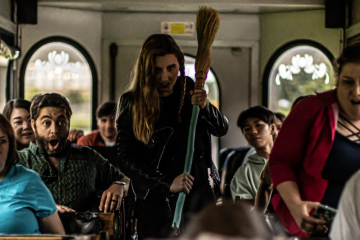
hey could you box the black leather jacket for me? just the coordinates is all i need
[116,77,228,200]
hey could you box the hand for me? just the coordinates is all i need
[68,129,84,143]
[288,201,326,235]
[99,183,125,213]
[170,173,194,194]
[190,89,207,109]
[56,204,76,213]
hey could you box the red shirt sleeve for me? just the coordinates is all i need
[269,95,323,189]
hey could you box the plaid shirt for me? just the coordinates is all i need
[18,141,125,211]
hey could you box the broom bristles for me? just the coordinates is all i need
[195,6,220,89]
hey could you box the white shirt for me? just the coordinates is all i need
[330,170,360,240]
[105,141,116,147]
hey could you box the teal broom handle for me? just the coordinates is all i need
[172,105,200,230]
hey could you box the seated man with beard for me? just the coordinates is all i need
[18,93,127,213]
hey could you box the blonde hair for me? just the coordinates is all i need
[129,34,186,144]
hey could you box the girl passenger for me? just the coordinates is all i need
[2,99,35,150]
[116,34,228,239]
[269,42,360,237]
[0,114,64,234]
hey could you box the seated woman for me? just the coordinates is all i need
[269,42,360,237]
[2,99,35,150]
[0,114,64,234]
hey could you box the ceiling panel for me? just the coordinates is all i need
[38,0,324,13]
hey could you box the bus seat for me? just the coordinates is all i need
[223,147,251,200]
[218,148,234,179]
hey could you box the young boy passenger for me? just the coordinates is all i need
[230,106,276,205]
[77,102,117,147]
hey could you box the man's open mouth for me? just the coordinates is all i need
[49,139,59,150]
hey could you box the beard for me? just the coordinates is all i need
[35,130,69,157]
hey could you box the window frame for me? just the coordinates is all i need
[19,36,98,130]
[0,28,15,102]
[262,40,334,107]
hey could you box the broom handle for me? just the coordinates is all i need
[172,105,200,231]
[183,105,200,174]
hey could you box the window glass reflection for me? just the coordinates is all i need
[268,46,335,115]
[24,42,92,133]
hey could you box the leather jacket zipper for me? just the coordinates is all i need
[143,127,174,199]
[155,127,174,169]
[131,181,137,202]
[166,197,172,217]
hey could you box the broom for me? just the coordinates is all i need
[172,6,220,235]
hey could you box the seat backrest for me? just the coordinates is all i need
[223,147,251,199]
[218,148,234,178]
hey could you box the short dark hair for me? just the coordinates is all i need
[336,42,360,80]
[30,93,72,121]
[96,102,116,118]
[0,114,19,165]
[274,112,286,123]
[291,95,309,109]
[237,106,275,131]
[2,99,31,121]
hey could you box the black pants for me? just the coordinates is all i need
[135,185,215,239]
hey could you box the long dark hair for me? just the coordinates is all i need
[0,114,19,165]
[127,34,186,144]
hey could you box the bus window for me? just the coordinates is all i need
[22,41,93,134]
[183,55,219,109]
[265,42,335,115]
[0,56,8,111]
